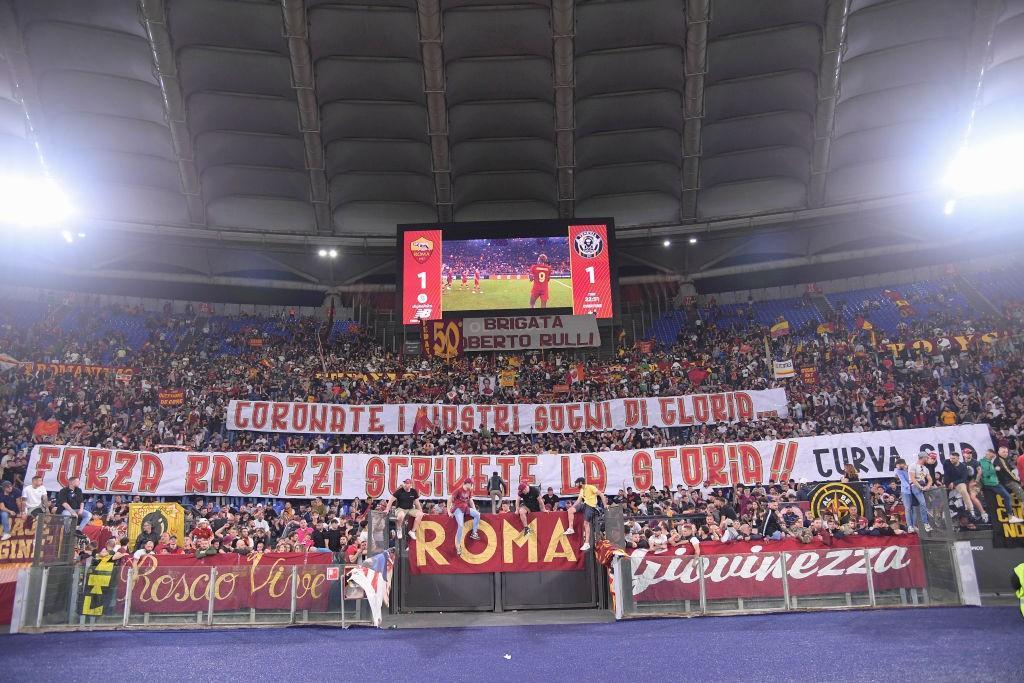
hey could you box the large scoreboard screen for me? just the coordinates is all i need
[398,219,615,324]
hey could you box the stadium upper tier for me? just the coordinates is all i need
[642,271,1017,346]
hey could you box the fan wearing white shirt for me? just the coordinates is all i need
[22,475,48,524]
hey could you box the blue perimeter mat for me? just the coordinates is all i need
[1,607,1020,682]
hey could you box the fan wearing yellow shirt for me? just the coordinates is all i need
[565,477,608,552]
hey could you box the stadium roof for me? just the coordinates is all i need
[1,0,1022,293]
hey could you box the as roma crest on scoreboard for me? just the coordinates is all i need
[420,319,463,359]
[809,482,866,525]
[409,235,435,263]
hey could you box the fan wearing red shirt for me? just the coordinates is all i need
[1017,452,1024,487]
[190,518,213,542]
[448,478,481,556]
[529,254,552,309]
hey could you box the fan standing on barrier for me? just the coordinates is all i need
[384,478,423,541]
[449,478,481,556]
[565,477,607,552]
[516,478,543,537]
[895,457,932,533]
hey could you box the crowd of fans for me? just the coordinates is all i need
[2,273,1024,563]
[442,236,570,278]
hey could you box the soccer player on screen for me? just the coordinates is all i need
[445,270,453,291]
[473,269,481,294]
[529,254,552,309]
[461,271,468,289]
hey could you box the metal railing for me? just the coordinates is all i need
[615,543,963,618]
[18,561,374,632]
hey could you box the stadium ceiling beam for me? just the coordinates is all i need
[341,257,395,286]
[693,236,759,272]
[32,263,329,293]
[281,0,332,235]
[416,0,453,223]
[253,253,322,284]
[87,247,150,271]
[0,1,49,168]
[78,191,931,248]
[138,0,206,226]
[616,250,680,276]
[688,236,975,281]
[551,0,575,219]
[618,191,933,239]
[680,0,709,219]
[809,0,850,207]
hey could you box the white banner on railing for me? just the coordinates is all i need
[461,314,600,351]
[225,389,789,436]
[28,424,991,499]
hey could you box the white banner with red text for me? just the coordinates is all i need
[225,388,789,436]
[27,424,990,499]
[462,314,600,351]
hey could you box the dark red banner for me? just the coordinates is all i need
[408,511,585,575]
[119,552,334,613]
[630,535,925,602]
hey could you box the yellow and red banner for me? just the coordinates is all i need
[158,388,185,407]
[770,320,790,338]
[421,319,463,359]
[409,511,584,575]
[19,362,134,379]
[882,289,916,317]
[128,502,185,546]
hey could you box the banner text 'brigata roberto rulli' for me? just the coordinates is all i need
[225,389,789,436]
[27,424,991,499]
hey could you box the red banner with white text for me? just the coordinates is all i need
[630,535,925,602]
[117,552,333,614]
[408,511,585,575]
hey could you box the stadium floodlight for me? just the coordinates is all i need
[943,134,1024,198]
[328,248,338,258]
[77,232,86,238]
[318,248,328,257]
[0,174,73,227]
[689,236,698,244]
[663,239,671,247]
[61,229,74,243]
[943,199,956,216]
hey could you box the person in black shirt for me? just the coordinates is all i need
[134,521,160,551]
[487,471,507,513]
[322,518,343,554]
[0,481,23,540]
[756,501,785,540]
[515,479,543,537]
[56,476,91,532]
[383,479,423,541]
[542,487,560,511]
